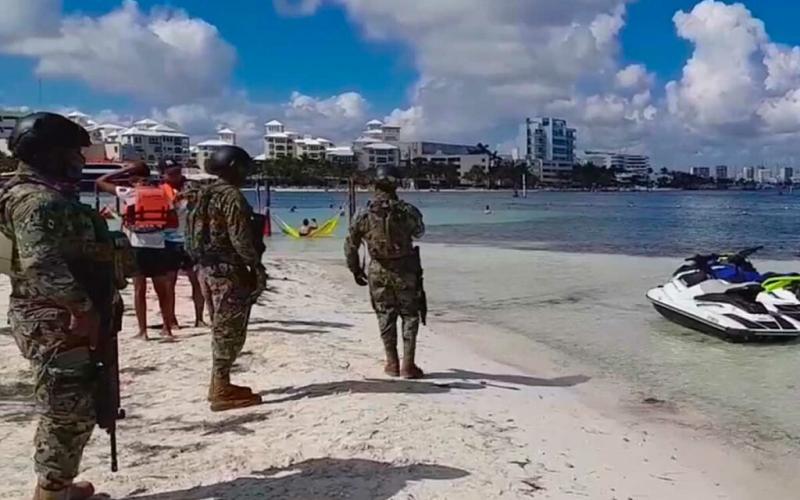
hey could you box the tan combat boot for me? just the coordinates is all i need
[209,374,261,412]
[383,338,400,377]
[400,337,424,379]
[208,374,256,401]
[33,482,94,500]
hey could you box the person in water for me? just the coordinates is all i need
[484,205,492,215]
[310,218,319,230]
[298,219,312,237]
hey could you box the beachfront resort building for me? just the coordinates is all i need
[690,167,711,178]
[117,120,190,166]
[404,141,490,180]
[581,150,651,183]
[263,120,336,161]
[742,166,756,182]
[192,128,239,170]
[0,109,25,141]
[522,117,577,185]
[0,109,26,155]
[358,142,401,170]
[715,165,729,180]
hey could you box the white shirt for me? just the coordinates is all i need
[116,186,166,249]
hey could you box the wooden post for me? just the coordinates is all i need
[265,178,272,237]
[348,177,357,225]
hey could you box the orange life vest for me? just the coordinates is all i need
[124,186,178,232]
[161,182,178,203]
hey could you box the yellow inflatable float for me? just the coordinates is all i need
[273,213,341,239]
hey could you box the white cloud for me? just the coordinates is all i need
[276,0,648,152]
[0,0,61,41]
[273,0,322,16]
[2,0,235,103]
[615,65,653,91]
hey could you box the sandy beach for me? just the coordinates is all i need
[2,253,800,499]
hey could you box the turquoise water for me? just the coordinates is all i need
[258,190,800,258]
[93,189,800,446]
[259,190,800,448]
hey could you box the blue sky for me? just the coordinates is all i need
[4,0,800,165]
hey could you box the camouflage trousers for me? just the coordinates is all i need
[199,264,255,379]
[10,310,96,490]
[368,260,420,346]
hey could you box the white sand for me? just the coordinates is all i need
[2,256,799,499]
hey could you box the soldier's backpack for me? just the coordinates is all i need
[363,198,416,260]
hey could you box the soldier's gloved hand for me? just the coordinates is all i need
[70,308,101,346]
[353,270,368,287]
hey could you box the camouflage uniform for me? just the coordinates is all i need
[187,179,261,380]
[0,166,99,490]
[344,191,425,362]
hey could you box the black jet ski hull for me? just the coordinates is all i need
[651,301,799,344]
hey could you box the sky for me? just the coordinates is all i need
[3,0,800,167]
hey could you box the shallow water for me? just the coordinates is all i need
[93,189,800,446]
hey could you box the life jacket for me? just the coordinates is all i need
[161,182,178,203]
[363,198,415,260]
[124,186,178,233]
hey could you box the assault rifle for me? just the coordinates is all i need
[80,215,128,472]
[412,246,427,326]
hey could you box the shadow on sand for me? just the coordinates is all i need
[424,369,591,388]
[122,458,469,500]
[260,379,485,404]
[249,319,354,329]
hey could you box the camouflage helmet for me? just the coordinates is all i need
[374,165,401,191]
[205,145,253,179]
[9,112,90,163]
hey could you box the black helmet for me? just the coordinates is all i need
[205,145,253,178]
[375,165,401,191]
[9,112,90,163]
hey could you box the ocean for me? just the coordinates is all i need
[259,190,800,449]
[94,189,800,447]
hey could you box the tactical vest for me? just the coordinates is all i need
[363,199,415,260]
[0,176,134,285]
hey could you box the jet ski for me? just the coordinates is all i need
[647,247,800,342]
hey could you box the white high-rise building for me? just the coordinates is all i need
[742,166,756,181]
[522,117,576,185]
[523,117,576,163]
[755,167,769,184]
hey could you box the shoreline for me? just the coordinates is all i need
[2,254,798,498]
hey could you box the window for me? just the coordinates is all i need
[154,147,162,153]
[148,137,160,145]
[133,136,142,144]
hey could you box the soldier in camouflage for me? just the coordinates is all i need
[186,145,266,412]
[0,113,103,500]
[344,165,426,379]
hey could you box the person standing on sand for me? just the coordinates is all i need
[344,165,426,379]
[96,161,176,341]
[161,164,207,328]
[0,113,113,500]
[186,145,267,412]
